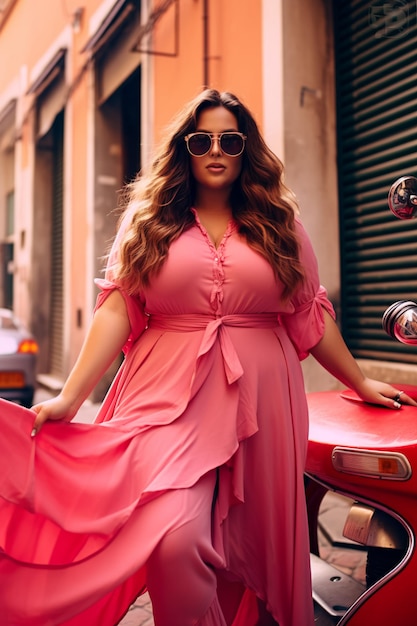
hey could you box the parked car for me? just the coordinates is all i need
[0,308,38,407]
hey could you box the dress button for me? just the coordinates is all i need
[214,257,219,262]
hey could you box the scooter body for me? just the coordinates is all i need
[306,176,417,625]
[306,385,417,625]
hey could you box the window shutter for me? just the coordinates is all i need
[49,112,64,377]
[334,0,417,364]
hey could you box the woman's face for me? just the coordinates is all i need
[188,106,243,194]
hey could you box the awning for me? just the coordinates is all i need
[26,48,67,139]
[81,0,136,55]
[97,17,141,104]
[80,0,141,104]
[27,48,66,96]
[131,0,178,56]
[0,98,16,151]
[82,0,178,57]
[37,76,67,138]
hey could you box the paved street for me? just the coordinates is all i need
[118,596,154,626]
[33,389,366,626]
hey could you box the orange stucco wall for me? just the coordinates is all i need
[152,0,264,142]
[0,1,66,89]
[208,0,263,121]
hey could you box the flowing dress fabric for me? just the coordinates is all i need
[0,215,335,626]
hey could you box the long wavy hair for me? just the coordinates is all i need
[112,89,305,299]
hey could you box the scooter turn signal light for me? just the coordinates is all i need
[332,447,411,480]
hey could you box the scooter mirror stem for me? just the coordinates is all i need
[388,176,417,219]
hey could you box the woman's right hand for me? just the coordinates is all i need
[30,394,78,437]
[29,290,130,438]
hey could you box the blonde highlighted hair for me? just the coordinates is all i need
[111,89,304,300]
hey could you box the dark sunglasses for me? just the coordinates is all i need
[184,132,247,157]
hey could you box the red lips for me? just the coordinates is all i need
[207,163,225,171]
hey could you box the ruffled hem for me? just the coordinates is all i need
[0,387,243,566]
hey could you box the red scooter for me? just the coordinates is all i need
[306,176,417,625]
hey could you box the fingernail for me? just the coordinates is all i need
[31,428,37,437]
[394,402,401,409]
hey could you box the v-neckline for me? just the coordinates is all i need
[192,208,235,251]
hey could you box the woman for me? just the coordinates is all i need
[0,89,414,626]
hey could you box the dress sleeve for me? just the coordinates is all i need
[94,208,148,355]
[279,218,336,360]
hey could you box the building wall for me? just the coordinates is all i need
[151,0,264,143]
[282,0,341,391]
[0,0,101,376]
[0,0,346,396]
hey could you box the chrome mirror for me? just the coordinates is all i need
[388,176,417,220]
[382,300,417,345]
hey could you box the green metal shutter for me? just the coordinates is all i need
[334,0,417,364]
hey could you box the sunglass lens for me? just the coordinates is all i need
[220,134,244,155]
[188,134,211,156]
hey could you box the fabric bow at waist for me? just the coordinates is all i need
[148,313,279,384]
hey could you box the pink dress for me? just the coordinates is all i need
[0,214,334,626]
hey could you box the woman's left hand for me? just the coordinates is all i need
[354,378,417,410]
[311,311,417,410]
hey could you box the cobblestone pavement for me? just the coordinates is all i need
[118,595,154,626]
[34,390,366,626]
